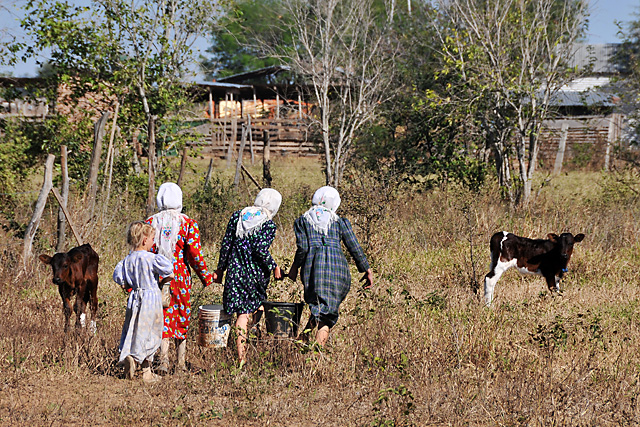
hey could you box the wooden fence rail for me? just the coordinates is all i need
[184,117,319,157]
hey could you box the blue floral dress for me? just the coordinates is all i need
[217,210,277,314]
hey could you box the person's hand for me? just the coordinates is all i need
[287,267,298,282]
[360,269,373,289]
[274,266,282,280]
[159,275,174,287]
[213,269,224,284]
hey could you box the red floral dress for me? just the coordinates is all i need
[146,216,213,340]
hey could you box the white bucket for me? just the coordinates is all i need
[198,304,232,348]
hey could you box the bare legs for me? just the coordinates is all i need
[235,313,250,364]
[301,316,330,347]
[235,308,264,365]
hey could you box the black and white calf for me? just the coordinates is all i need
[484,232,585,306]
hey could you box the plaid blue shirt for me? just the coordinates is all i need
[294,215,369,327]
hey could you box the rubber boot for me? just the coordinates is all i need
[176,338,187,372]
[156,338,170,376]
[141,359,161,383]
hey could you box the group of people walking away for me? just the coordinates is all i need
[112,182,373,382]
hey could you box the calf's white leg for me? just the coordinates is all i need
[484,259,516,306]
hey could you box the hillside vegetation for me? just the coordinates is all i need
[1,156,639,426]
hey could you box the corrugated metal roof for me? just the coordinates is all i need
[549,90,617,107]
[193,81,253,89]
[568,43,621,74]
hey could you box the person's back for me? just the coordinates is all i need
[116,251,167,292]
[288,186,373,346]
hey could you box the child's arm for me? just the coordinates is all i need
[154,254,175,288]
[183,219,214,287]
[253,221,278,273]
[113,259,132,292]
[215,211,240,277]
[360,269,374,289]
[340,217,371,274]
[287,217,309,281]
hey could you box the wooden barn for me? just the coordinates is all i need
[537,44,626,172]
[188,65,319,158]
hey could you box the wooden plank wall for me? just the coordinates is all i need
[537,115,622,171]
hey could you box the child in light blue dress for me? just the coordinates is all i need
[113,221,173,382]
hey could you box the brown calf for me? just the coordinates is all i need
[39,244,99,332]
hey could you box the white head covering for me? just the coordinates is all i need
[149,182,186,261]
[303,186,341,235]
[156,182,183,211]
[236,188,282,238]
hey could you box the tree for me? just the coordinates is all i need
[435,0,588,205]
[252,0,398,188]
[359,2,489,193]
[18,0,224,212]
[201,0,292,79]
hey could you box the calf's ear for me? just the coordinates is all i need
[38,254,52,265]
[547,233,559,241]
[574,233,585,242]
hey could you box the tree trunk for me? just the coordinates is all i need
[57,146,69,253]
[146,115,157,216]
[103,102,120,214]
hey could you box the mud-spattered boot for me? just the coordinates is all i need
[176,338,187,373]
[141,359,161,383]
[123,355,136,380]
[156,338,170,376]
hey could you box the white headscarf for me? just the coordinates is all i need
[149,182,186,262]
[303,186,341,235]
[236,188,282,238]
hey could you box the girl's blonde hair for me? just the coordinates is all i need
[127,221,155,250]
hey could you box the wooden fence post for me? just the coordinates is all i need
[177,146,188,187]
[51,188,84,247]
[57,146,69,253]
[87,111,110,217]
[553,122,569,175]
[234,124,248,190]
[263,130,272,188]
[248,115,255,165]
[204,158,214,188]
[23,154,55,263]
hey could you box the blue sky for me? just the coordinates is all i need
[1,0,639,77]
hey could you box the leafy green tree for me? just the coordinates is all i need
[435,0,588,205]
[201,0,292,79]
[16,0,225,211]
[355,2,489,193]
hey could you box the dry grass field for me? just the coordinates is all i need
[1,155,640,426]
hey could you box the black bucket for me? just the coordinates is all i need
[263,301,304,338]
